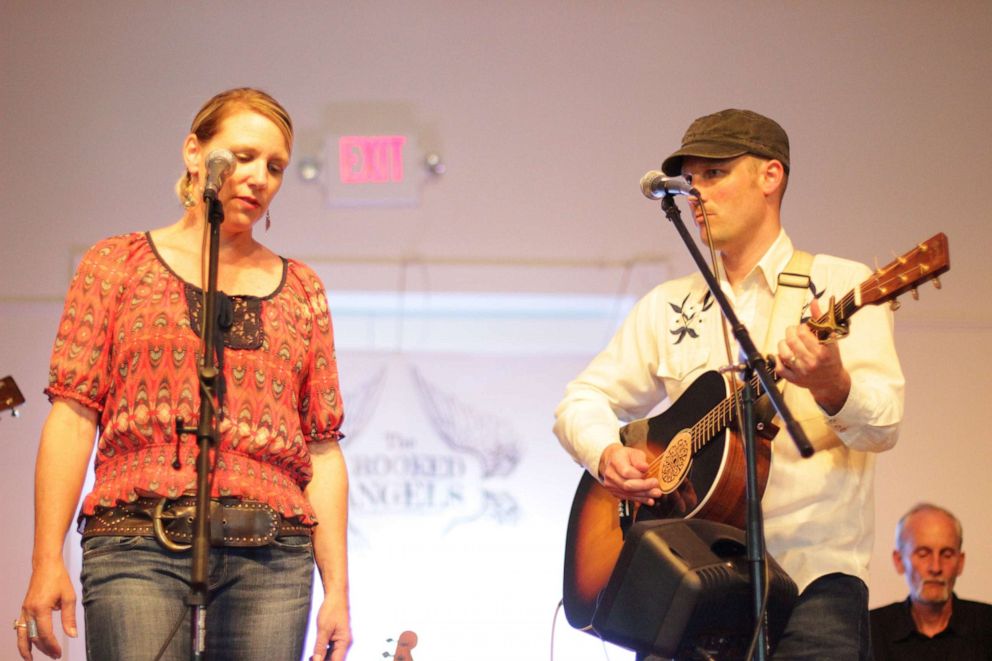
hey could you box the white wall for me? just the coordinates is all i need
[3,1,991,659]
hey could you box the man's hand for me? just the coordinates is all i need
[776,299,852,415]
[597,443,662,505]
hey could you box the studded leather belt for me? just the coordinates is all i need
[81,496,312,551]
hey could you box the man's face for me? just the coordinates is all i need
[893,510,965,606]
[680,155,772,252]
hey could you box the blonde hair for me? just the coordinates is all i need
[175,87,294,206]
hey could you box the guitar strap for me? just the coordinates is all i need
[765,250,843,453]
[765,249,813,353]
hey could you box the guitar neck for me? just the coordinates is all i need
[701,231,951,447]
[700,285,862,447]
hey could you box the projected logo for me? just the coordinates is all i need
[340,364,522,537]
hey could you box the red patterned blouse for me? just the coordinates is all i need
[46,232,344,525]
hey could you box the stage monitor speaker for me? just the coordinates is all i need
[591,518,797,660]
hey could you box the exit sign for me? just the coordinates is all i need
[339,135,407,184]
[326,134,420,207]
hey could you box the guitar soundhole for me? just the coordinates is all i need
[658,431,692,494]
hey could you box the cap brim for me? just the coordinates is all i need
[661,142,750,175]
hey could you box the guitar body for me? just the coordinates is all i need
[562,370,771,630]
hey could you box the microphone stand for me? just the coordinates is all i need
[175,189,227,660]
[658,195,813,660]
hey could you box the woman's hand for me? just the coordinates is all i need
[17,558,77,660]
[310,591,351,661]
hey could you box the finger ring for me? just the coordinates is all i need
[12,619,27,631]
[27,619,38,639]
[789,355,798,367]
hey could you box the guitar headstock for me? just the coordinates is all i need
[860,233,950,308]
[384,630,417,661]
[1,376,25,418]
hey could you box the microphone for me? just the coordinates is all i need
[203,149,236,201]
[640,171,699,199]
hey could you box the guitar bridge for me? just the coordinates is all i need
[618,499,634,538]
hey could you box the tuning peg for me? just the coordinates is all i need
[911,287,919,300]
[893,251,908,265]
[890,299,902,311]
[933,277,942,290]
[10,408,18,418]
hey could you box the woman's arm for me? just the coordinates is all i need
[304,440,351,661]
[18,398,98,660]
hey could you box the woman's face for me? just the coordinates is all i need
[187,110,291,231]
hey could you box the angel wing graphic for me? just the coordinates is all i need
[410,367,522,479]
[339,365,387,444]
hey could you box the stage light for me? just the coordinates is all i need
[298,156,322,183]
[425,153,446,176]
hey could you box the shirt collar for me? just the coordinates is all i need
[891,593,967,641]
[723,228,794,293]
[887,596,921,641]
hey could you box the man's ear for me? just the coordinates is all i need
[759,159,786,197]
[892,549,907,575]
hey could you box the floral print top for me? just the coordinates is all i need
[46,232,344,525]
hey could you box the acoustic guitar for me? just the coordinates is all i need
[562,233,950,630]
[1,376,25,418]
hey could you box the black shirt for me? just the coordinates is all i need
[870,594,992,660]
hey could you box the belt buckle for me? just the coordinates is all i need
[152,497,192,552]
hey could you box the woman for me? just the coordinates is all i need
[15,88,351,661]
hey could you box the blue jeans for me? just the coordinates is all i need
[81,534,314,661]
[771,572,871,660]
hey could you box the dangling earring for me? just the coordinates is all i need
[182,171,196,208]
[265,209,271,231]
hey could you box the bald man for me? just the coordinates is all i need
[870,503,992,660]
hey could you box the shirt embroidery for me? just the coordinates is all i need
[669,290,714,344]
[800,279,826,323]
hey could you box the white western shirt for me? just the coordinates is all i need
[554,230,905,592]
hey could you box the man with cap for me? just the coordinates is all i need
[554,109,904,659]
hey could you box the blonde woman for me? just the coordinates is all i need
[17,88,350,661]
